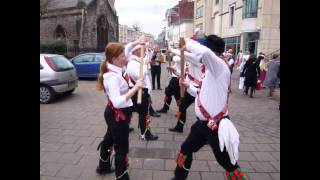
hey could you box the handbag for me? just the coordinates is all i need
[256,80,262,90]
[238,77,244,89]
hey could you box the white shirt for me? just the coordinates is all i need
[171,55,181,78]
[103,63,133,109]
[171,48,203,97]
[185,38,230,120]
[126,55,152,95]
[228,58,235,66]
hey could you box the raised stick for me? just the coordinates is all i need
[137,45,145,104]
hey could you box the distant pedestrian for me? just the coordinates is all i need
[236,50,244,68]
[264,54,280,97]
[151,46,162,90]
[258,54,268,88]
[242,48,260,98]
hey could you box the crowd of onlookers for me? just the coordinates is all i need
[224,48,280,109]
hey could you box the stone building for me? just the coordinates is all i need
[40,0,118,56]
[119,24,155,47]
[194,0,280,56]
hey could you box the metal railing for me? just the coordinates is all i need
[265,48,280,59]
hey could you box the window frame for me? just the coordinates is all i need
[73,54,94,64]
[229,4,235,27]
[242,0,258,19]
[196,6,204,19]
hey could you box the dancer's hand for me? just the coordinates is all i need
[218,118,240,165]
[179,77,189,88]
[135,79,145,89]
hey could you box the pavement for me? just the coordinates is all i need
[40,64,280,180]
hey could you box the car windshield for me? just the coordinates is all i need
[50,55,74,71]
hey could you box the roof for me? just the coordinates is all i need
[47,0,94,10]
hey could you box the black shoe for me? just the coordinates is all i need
[129,127,134,132]
[150,112,161,117]
[96,161,115,175]
[249,95,253,98]
[168,127,183,133]
[144,133,158,141]
[156,108,168,113]
[158,88,162,90]
[152,88,155,90]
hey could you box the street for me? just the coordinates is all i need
[40,64,280,180]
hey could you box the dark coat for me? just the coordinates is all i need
[242,55,260,87]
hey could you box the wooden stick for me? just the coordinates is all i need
[165,40,172,74]
[180,38,185,98]
[137,45,145,104]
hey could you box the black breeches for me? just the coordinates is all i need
[151,65,161,89]
[132,88,151,135]
[174,120,239,180]
[164,77,180,107]
[176,91,195,126]
[100,106,131,178]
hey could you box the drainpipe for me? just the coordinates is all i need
[79,8,85,49]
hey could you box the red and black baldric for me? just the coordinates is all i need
[196,96,228,131]
[104,68,130,122]
[107,100,127,122]
[185,64,206,88]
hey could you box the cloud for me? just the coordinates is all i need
[115,0,179,37]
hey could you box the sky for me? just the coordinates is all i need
[115,0,180,38]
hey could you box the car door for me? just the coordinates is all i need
[91,54,105,78]
[72,54,94,77]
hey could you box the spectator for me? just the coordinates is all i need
[263,54,280,97]
[258,53,268,88]
[242,48,260,98]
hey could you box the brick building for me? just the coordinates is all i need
[40,0,118,56]
[165,0,194,45]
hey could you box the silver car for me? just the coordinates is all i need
[40,54,78,103]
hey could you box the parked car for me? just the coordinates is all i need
[70,53,105,78]
[40,54,78,104]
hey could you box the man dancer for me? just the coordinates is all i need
[167,47,205,133]
[156,54,181,114]
[171,35,245,180]
[126,42,158,141]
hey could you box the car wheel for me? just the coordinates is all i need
[40,85,54,104]
[65,88,75,95]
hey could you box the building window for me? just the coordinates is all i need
[196,23,203,32]
[196,6,204,18]
[243,0,258,18]
[229,5,235,27]
[224,36,241,55]
[243,32,259,54]
[216,0,219,4]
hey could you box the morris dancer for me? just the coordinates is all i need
[126,39,158,141]
[156,54,181,114]
[167,47,205,133]
[171,35,245,180]
[96,42,144,180]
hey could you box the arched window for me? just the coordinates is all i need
[54,25,66,39]
[97,15,109,51]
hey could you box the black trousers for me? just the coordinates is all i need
[163,77,181,109]
[151,65,161,89]
[100,106,132,179]
[174,120,239,180]
[131,88,152,135]
[175,91,195,128]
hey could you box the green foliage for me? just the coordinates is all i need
[40,38,67,55]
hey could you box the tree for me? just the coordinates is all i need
[132,23,142,32]
[40,0,52,18]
